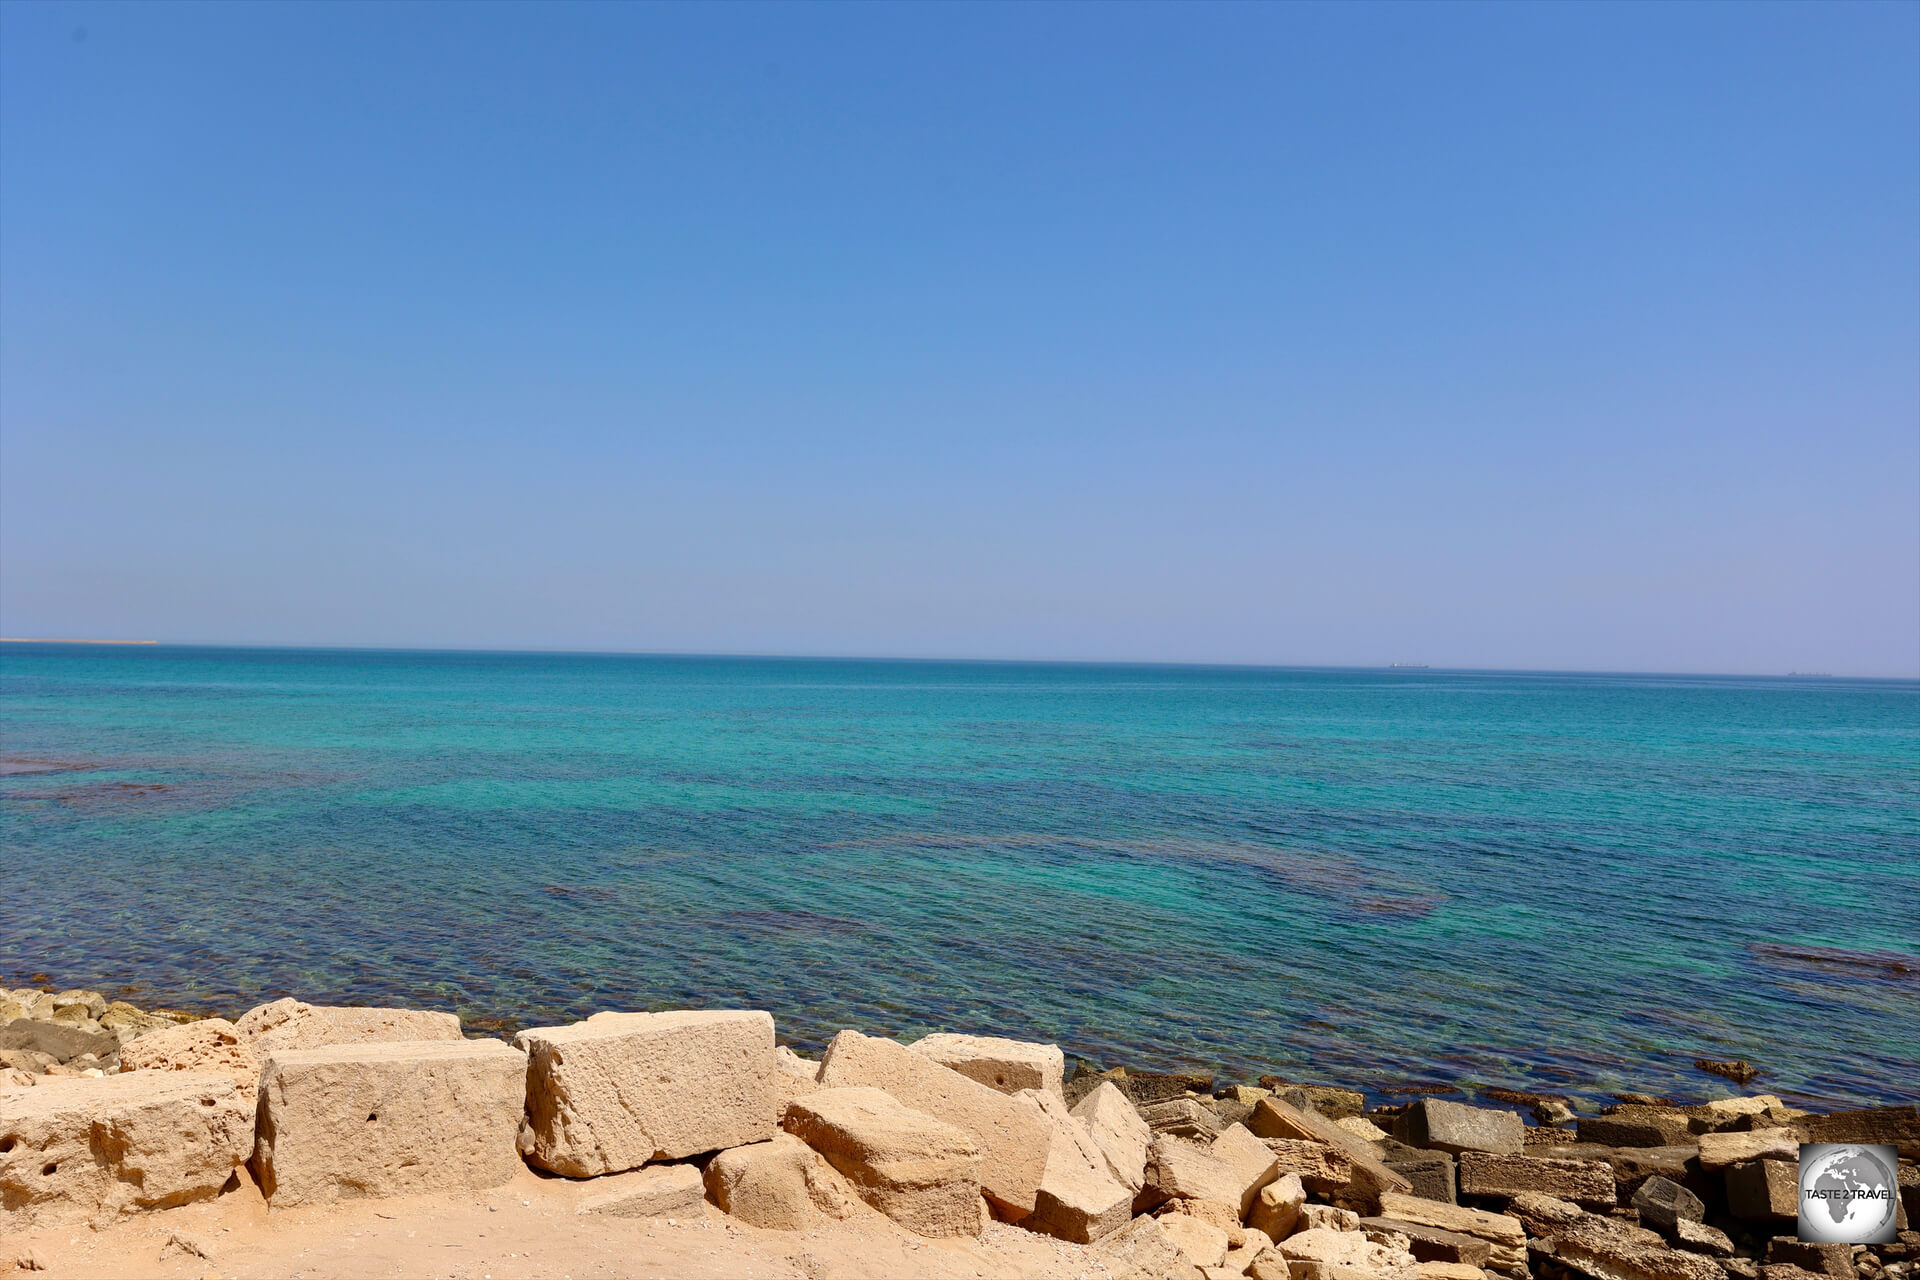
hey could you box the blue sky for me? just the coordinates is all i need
[2,2,1915,675]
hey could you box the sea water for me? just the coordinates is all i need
[2,644,1914,1106]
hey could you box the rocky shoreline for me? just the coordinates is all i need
[3,985,1916,1280]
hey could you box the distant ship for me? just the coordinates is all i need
[1390,663,1429,669]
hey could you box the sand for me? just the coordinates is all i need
[0,1165,1134,1280]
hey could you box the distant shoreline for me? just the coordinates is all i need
[0,637,158,645]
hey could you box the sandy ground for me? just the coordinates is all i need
[0,1167,1135,1280]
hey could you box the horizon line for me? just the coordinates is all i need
[0,637,1912,683]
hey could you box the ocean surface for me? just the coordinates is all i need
[3,644,1916,1107]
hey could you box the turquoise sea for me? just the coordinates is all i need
[2,644,1915,1107]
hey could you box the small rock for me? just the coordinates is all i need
[907,1033,1064,1097]
[1694,1059,1760,1085]
[1632,1175,1706,1232]
[1673,1219,1735,1257]
[1534,1101,1578,1127]
[17,1248,47,1271]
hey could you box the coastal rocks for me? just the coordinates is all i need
[1257,1079,1368,1121]
[1630,1176,1705,1232]
[1696,1131,1801,1169]
[1725,1159,1798,1220]
[253,1039,526,1207]
[1548,1210,1724,1280]
[1251,1096,1412,1212]
[1066,1065,1216,1110]
[1808,1105,1920,1159]
[1671,1219,1734,1257]
[818,1029,1049,1219]
[1071,1081,1153,1193]
[1213,1122,1284,1216]
[98,1002,184,1043]
[1019,1088,1133,1243]
[0,1071,252,1231]
[908,1034,1065,1098]
[1095,1214,1193,1276]
[1376,1191,1528,1275]
[119,1018,260,1103]
[1141,1096,1225,1141]
[1578,1108,1697,1149]
[781,1086,984,1238]
[702,1133,863,1229]
[1357,1217,1494,1266]
[1397,1099,1526,1157]
[1458,1151,1617,1206]
[517,1010,778,1176]
[1276,1225,1420,1277]
[1139,1133,1247,1213]
[0,1019,119,1065]
[237,999,464,1054]
[1382,1146,1457,1204]
[1249,1172,1308,1239]
[1693,1060,1760,1086]
[577,1164,707,1219]
[1156,1211,1231,1268]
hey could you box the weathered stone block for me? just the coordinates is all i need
[0,1018,118,1065]
[1140,1095,1224,1141]
[1266,1136,1357,1193]
[517,1009,778,1176]
[1697,1131,1800,1170]
[818,1029,1048,1218]
[782,1085,982,1239]
[1252,1096,1412,1212]
[1018,1088,1131,1243]
[1459,1151,1616,1205]
[1550,1211,1724,1280]
[578,1164,707,1219]
[1397,1099,1525,1156]
[1726,1159,1798,1220]
[119,1018,261,1104]
[1158,1212,1232,1269]
[1249,1172,1307,1239]
[1808,1105,1920,1159]
[1071,1080,1151,1194]
[1358,1217,1493,1266]
[1578,1108,1697,1149]
[1387,1150,1458,1204]
[1671,1219,1734,1257]
[1256,1079,1367,1120]
[1095,1214,1192,1277]
[1378,1190,1528,1274]
[236,999,464,1053]
[1139,1133,1246,1213]
[1631,1175,1704,1232]
[703,1133,862,1229]
[254,1039,525,1207]
[908,1033,1064,1097]
[1765,1240,1853,1280]
[1213,1122,1283,1217]
[0,1072,251,1231]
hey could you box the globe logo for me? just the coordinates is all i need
[1797,1143,1898,1244]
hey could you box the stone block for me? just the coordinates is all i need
[578,1164,707,1219]
[1095,1214,1193,1277]
[1808,1105,1920,1159]
[1256,1079,1367,1120]
[1159,1212,1232,1268]
[907,1033,1064,1097]
[0,1071,252,1231]
[1631,1176,1704,1232]
[1578,1108,1697,1149]
[1018,1088,1132,1243]
[818,1029,1048,1219]
[254,1039,525,1207]
[517,1009,778,1176]
[119,1018,261,1104]
[1397,1099,1525,1157]
[1266,1136,1357,1193]
[1764,1240,1853,1280]
[1278,1226,1419,1276]
[703,1133,863,1229]
[1249,1172,1307,1239]
[1071,1080,1151,1194]
[1139,1133,1246,1214]
[1726,1159,1798,1221]
[1671,1219,1733,1257]
[782,1086,982,1238]
[1387,1150,1458,1204]
[0,1019,118,1065]
[1213,1122,1283,1217]
[1550,1211,1725,1280]
[236,999,464,1053]
[1358,1217,1493,1266]
[1459,1151,1616,1205]
[1252,1096,1412,1212]
[1697,1131,1800,1170]
[1377,1190,1528,1273]
[1141,1095,1225,1141]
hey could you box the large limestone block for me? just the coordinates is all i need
[0,1018,119,1064]
[1280,1226,1420,1273]
[1158,1212,1232,1268]
[1070,1080,1152,1193]
[1018,1088,1132,1243]
[1724,1158,1797,1220]
[1096,1215,1193,1278]
[1807,1104,1920,1159]
[1139,1133,1246,1213]
[578,1164,707,1219]
[1696,1131,1799,1170]
[236,998,464,1053]
[817,1029,1049,1218]
[517,1009,778,1176]
[120,1018,261,1104]
[254,1039,525,1207]
[782,1086,983,1239]
[0,1071,252,1231]
[1549,1210,1724,1280]
[1396,1099,1525,1156]
[1249,1172,1307,1239]
[1457,1151,1616,1206]
[1377,1191,1527,1273]
[1213,1122,1282,1216]
[704,1133,865,1229]
[1252,1096,1412,1212]
[909,1033,1065,1097]
[1357,1217,1493,1266]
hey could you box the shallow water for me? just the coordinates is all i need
[2,644,1915,1105]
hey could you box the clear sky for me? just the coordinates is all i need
[2,2,1916,675]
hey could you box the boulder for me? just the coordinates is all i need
[1807,1105,1920,1159]
[1577,1108,1697,1149]
[578,1164,707,1219]
[119,1019,261,1103]
[1141,1096,1225,1141]
[1548,1210,1724,1280]
[1357,1218,1493,1267]
[781,1086,982,1239]
[1384,1149,1457,1205]
[1158,1212,1232,1269]
[517,1009,778,1176]
[818,1029,1048,1219]
[253,1039,526,1207]
[1764,1240,1854,1280]
[1155,1195,1240,1232]
[1376,1191,1527,1274]
[1396,1099,1525,1157]
[1097,1214,1196,1277]
[0,1049,56,1076]
[1670,1219,1734,1257]
[1278,1225,1420,1276]
[1299,1203,1362,1232]
[1457,1151,1616,1206]
[0,1018,118,1064]
[1071,1080,1152,1193]
[0,1071,252,1231]
[1249,1172,1307,1239]
[1696,1131,1800,1170]
[1256,1079,1367,1120]
[1630,1176,1704,1233]
[1018,1088,1132,1243]
[1213,1122,1283,1216]
[1506,1190,1585,1237]
[98,1002,184,1043]
[703,1133,864,1229]
[238,1000,464,1053]
[908,1033,1064,1097]
[1725,1159,1798,1220]
[1139,1133,1247,1214]
[48,991,106,1023]
[1251,1096,1412,1212]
